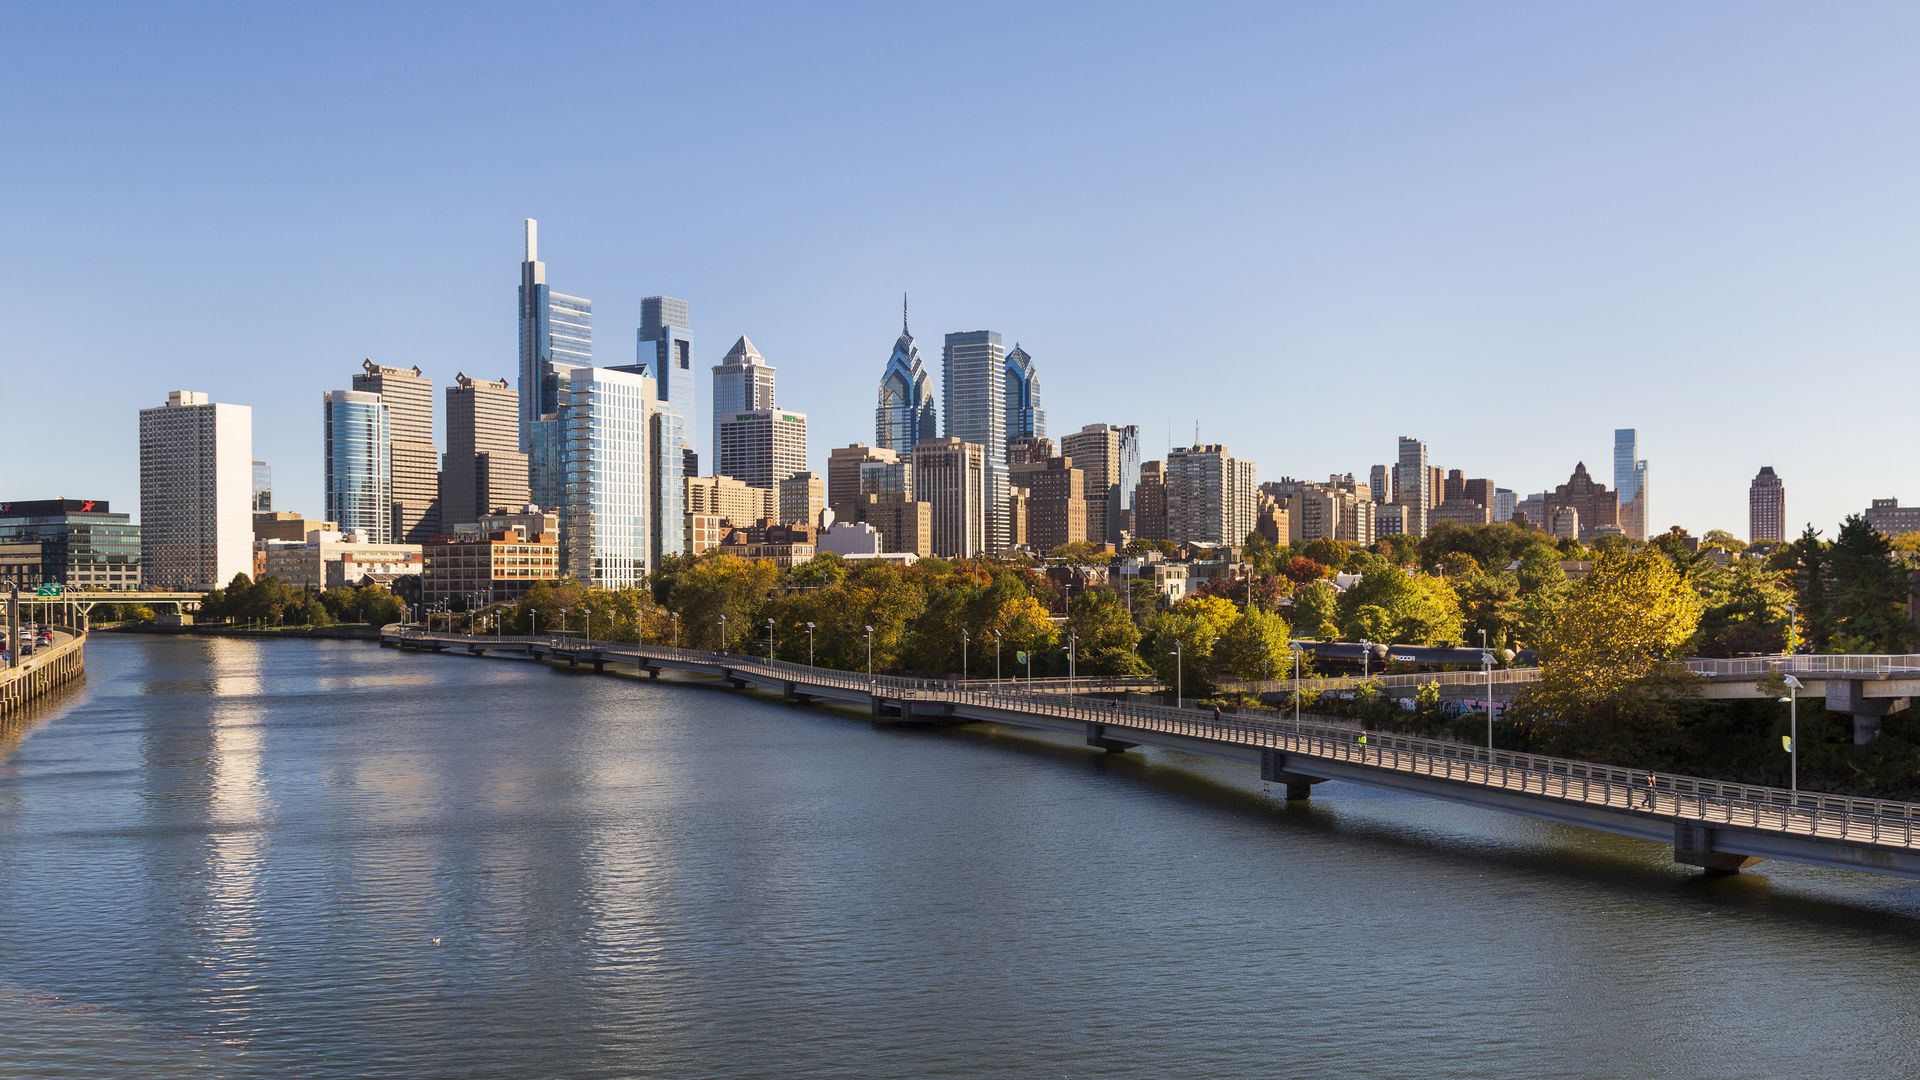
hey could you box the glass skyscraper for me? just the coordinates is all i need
[943,330,1009,551]
[518,219,592,508]
[1613,428,1649,540]
[710,336,777,475]
[875,297,937,456]
[323,389,392,542]
[558,367,652,590]
[1004,343,1046,444]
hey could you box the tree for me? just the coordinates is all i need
[1511,548,1704,758]
[1067,588,1147,676]
[1335,564,1463,645]
[1826,515,1914,653]
[1215,607,1293,682]
[1139,595,1240,698]
[1291,579,1340,641]
[1692,559,1793,658]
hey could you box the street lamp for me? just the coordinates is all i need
[1785,603,1797,656]
[864,624,875,683]
[1292,641,1303,724]
[993,629,1002,683]
[805,622,815,667]
[767,617,776,661]
[1482,649,1496,749]
[1173,639,1183,708]
[961,628,969,682]
[719,613,728,653]
[1781,673,1804,797]
[1360,638,1372,679]
[1065,628,1077,696]
[671,611,680,648]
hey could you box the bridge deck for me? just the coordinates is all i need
[385,629,1920,880]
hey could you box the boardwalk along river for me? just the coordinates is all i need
[2,636,1919,1077]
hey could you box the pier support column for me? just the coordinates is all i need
[1086,722,1138,753]
[1826,680,1908,745]
[1260,749,1324,801]
[1674,822,1763,876]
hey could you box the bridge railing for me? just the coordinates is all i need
[1684,654,1920,679]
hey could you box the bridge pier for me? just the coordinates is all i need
[1825,680,1909,745]
[1260,749,1325,801]
[1085,722,1138,753]
[783,681,816,705]
[1674,822,1764,876]
[722,669,748,689]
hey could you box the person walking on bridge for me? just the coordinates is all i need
[1643,772,1658,810]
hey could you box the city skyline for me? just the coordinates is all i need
[10,6,1920,536]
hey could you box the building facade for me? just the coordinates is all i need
[1011,455,1086,554]
[912,437,987,558]
[717,409,808,490]
[1166,445,1257,546]
[0,499,141,591]
[422,520,559,607]
[353,359,439,543]
[943,330,1009,552]
[1003,343,1046,444]
[323,389,393,544]
[1866,499,1920,537]
[778,471,824,527]
[1059,422,1141,545]
[863,494,933,557]
[251,461,271,513]
[1749,466,1786,544]
[827,444,898,523]
[139,390,253,590]
[1394,437,1430,538]
[875,299,937,456]
[1613,428,1649,541]
[1544,462,1620,540]
[557,367,653,589]
[710,336,777,474]
[440,373,530,532]
[1132,461,1168,542]
[517,218,593,442]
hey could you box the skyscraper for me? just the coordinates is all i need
[943,330,1009,551]
[710,336,777,471]
[353,359,439,542]
[251,460,272,513]
[1060,423,1141,546]
[1750,467,1786,544]
[1613,428,1649,541]
[1004,343,1046,444]
[1166,445,1258,546]
[1395,437,1430,537]
[875,297,937,456]
[717,409,808,490]
[649,402,687,566]
[828,444,898,523]
[557,366,652,589]
[912,437,987,558]
[323,389,393,542]
[440,373,530,531]
[138,391,253,590]
[630,296,695,473]
[517,218,593,439]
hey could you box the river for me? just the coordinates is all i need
[0,636,1917,1077]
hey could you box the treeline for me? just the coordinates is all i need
[197,574,406,628]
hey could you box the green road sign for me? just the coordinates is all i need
[35,584,63,597]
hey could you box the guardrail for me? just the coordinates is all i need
[1683,654,1920,678]
[392,627,1920,851]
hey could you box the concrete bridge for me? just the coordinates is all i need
[384,627,1920,882]
[12,592,203,620]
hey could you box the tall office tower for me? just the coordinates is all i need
[556,366,653,589]
[875,297,937,456]
[1750,467,1786,544]
[1613,428,1650,541]
[1166,445,1257,546]
[1012,455,1086,554]
[717,409,808,489]
[828,444,897,522]
[251,461,272,513]
[440,374,531,532]
[1133,461,1168,541]
[912,437,987,558]
[778,471,825,527]
[710,336,777,472]
[650,404,687,565]
[138,391,254,590]
[353,359,439,542]
[517,218,593,445]
[634,296,694,411]
[1494,488,1517,524]
[1394,437,1430,537]
[943,330,1010,551]
[1060,423,1141,545]
[322,389,393,542]
[1368,464,1391,503]
[1004,343,1046,444]
[859,459,913,505]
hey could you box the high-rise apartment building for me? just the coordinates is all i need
[1368,465,1391,504]
[139,390,253,590]
[1059,423,1140,545]
[251,461,271,514]
[1012,455,1086,554]
[440,374,530,532]
[517,218,593,444]
[1264,477,1376,545]
[687,475,776,525]
[1394,437,1430,537]
[912,437,987,558]
[322,389,393,542]
[778,471,825,527]
[1749,467,1786,544]
[1133,461,1168,542]
[863,494,933,557]
[710,336,777,473]
[1613,428,1649,541]
[556,366,653,589]
[875,298,937,456]
[353,359,439,542]
[828,444,898,523]
[717,409,808,490]
[1544,462,1620,540]
[1494,488,1517,524]
[1004,343,1046,444]
[1866,499,1920,536]
[1166,445,1257,546]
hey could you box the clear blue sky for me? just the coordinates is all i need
[6,2,1918,538]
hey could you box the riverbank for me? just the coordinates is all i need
[102,623,381,641]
